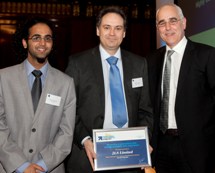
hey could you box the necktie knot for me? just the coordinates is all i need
[107,56,118,65]
[32,70,42,78]
[167,50,174,58]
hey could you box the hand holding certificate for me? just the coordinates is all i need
[145,167,156,173]
[83,138,96,170]
[93,127,152,171]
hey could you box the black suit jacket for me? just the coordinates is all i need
[65,46,153,173]
[147,40,215,173]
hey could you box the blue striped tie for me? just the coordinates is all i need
[107,56,127,128]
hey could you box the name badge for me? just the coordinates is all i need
[132,77,143,88]
[45,94,61,106]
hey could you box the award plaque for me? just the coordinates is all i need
[93,127,151,171]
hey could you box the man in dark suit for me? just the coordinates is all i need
[147,3,215,173]
[65,6,153,173]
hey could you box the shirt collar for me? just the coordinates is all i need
[99,44,121,61]
[25,59,48,78]
[166,36,187,54]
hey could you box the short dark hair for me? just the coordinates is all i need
[96,6,127,29]
[13,17,56,62]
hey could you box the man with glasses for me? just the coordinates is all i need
[0,17,76,173]
[147,3,215,173]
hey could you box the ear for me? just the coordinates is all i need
[96,27,100,36]
[22,39,27,49]
[123,31,126,38]
[182,17,187,30]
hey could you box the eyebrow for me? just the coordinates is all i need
[102,24,124,28]
[158,17,178,23]
[30,34,52,37]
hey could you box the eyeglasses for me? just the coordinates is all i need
[157,18,182,28]
[28,35,53,42]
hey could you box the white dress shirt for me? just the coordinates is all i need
[162,36,187,129]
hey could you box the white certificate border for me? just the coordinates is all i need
[93,126,151,171]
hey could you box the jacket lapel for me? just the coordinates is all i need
[33,64,55,119]
[151,47,166,114]
[91,47,106,118]
[120,51,134,123]
[158,47,166,100]
[177,41,195,96]
[19,62,35,118]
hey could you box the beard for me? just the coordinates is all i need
[36,57,47,64]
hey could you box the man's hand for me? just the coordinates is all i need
[144,167,156,173]
[83,138,96,171]
[24,163,45,173]
[141,145,154,172]
[149,145,153,153]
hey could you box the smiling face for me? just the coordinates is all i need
[96,12,126,55]
[156,5,186,48]
[22,23,53,67]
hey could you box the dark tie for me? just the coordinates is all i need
[31,70,42,112]
[160,50,174,133]
[107,56,127,128]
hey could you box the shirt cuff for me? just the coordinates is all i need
[16,162,31,173]
[81,136,92,146]
[36,159,48,173]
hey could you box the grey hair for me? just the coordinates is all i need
[156,3,184,23]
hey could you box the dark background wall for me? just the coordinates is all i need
[0,0,156,71]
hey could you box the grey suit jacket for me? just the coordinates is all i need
[65,46,153,173]
[0,61,76,173]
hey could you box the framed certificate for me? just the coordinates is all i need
[93,127,151,171]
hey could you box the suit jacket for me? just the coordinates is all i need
[147,40,215,173]
[0,61,76,173]
[65,46,153,173]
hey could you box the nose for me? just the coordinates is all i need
[39,38,46,45]
[109,28,115,35]
[164,22,171,30]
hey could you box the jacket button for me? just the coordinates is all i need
[29,149,33,153]
[32,128,36,132]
